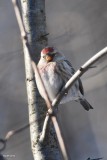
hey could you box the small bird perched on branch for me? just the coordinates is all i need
[36,46,93,111]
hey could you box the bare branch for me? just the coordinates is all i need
[12,0,52,111]
[51,116,69,160]
[11,0,68,159]
[12,0,107,159]
[5,114,45,141]
[52,47,107,107]
[41,47,107,144]
[39,114,50,143]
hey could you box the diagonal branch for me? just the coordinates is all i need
[39,113,50,143]
[52,47,107,107]
[12,0,68,159]
[12,0,107,159]
[41,47,107,144]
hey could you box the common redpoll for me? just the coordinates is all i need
[36,47,93,111]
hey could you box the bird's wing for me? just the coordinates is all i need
[56,60,73,82]
[56,60,84,95]
[64,60,84,95]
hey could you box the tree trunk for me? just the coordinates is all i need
[20,0,61,159]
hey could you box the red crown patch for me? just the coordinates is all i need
[41,47,54,54]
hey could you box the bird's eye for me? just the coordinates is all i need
[43,56,45,58]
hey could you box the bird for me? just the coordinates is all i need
[36,46,93,111]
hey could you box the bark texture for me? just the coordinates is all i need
[20,0,61,159]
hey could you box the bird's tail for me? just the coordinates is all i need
[79,98,93,111]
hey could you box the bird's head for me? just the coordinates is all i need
[40,46,57,63]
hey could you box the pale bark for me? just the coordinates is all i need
[20,0,61,159]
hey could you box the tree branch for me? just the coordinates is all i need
[12,0,68,159]
[52,47,107,107]
[12,0,107,159]
[41,47,107,144]
[39,113,50,143]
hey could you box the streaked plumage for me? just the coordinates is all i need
[36,47,93,111]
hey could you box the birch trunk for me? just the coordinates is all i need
[20,0,61,159]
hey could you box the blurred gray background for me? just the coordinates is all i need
[0,0,107,160]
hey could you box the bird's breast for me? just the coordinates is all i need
[38,63,63,101]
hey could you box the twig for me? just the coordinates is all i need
[12,0,53,111]
[5,116,44,140]
[41,47,107,145]
[12,0,69,159]
[52,47,107,107]
[52,116,69,160]
[11,2,107,159]
[39,114,50,143]
[0,113,46,152]
[12,1,107,158]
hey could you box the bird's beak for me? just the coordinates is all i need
[45,55,54,62]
